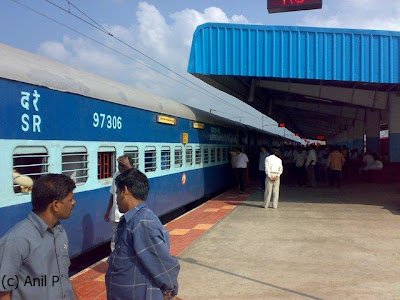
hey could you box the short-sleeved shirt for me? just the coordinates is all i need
[236,153,249,169]
[109,171,123,222]
[327,151,345,171]
[306,149,317,167]
[363,155,375,168]
[0,212,74,299]
[106,203,180,300]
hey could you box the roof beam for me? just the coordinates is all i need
[259,80,388,109]
[272,98,365,121]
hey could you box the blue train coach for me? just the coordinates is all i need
[0,42,280,257]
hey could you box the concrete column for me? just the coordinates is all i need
[346,120,364,151]
[346,126,354,149]
[342,130,349,148]
[353,120,364,151]
[338,131,346,146]
[389,93,400,162]
[365,110,380,155]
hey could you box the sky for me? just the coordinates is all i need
[2,0,400,141]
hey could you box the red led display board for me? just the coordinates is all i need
[267,0,322,13]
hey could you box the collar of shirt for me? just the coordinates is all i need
[121,202,147,223]
[28,211,61,237]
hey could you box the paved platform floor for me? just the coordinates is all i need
[177,183,400,299]
[71,186,255,299]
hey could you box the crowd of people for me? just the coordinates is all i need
[229,144,387,210]
[261,144,385,188]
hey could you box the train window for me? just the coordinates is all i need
[174,147,183,168]
[13,146,49,193]
[222,148,228,162]
[210,147,216,163]
[62,146,88,185]
[124,146,139,169]
[195,147,201,165]
[98,147,116,180]
[217,147,221,162]
[145,147,157,172]
[161,147,171,170]
[203,147,209,164]
[186,146,193,166]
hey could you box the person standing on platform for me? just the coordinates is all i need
[326,146,345,187]
[236,147,249,194]
[263,149,283,209]
[317,146,329,183]
[360,151,375,173]
[305,145,317,187]
[106,168,180,300]
[230,149,239,188]
[104,155,133,251]
[0,174,76,300]
[258,145,270,191]
[282,146,294,184]
[295,147,307,186]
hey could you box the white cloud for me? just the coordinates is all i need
[38,41,71,61]
[301,0,400,31]
[35,2,267,129]
[231,15,250,24]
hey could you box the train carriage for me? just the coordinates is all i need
[0,43,282,257]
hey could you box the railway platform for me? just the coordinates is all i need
[71,182,400,299]
[71,184,256,299]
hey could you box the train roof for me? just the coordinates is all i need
[0,42,250,131]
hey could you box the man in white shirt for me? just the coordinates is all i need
[263,149,283,209]
[305,145,317,187]
[235,147,249,194]
[360,151,375,172]
[104,155,133,251]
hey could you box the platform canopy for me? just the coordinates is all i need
[188,23,400,140]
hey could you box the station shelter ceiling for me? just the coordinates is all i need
[187,23,400,140]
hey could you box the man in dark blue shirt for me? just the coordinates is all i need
[105,168,180,300]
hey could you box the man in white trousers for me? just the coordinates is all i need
[263,149,283,209]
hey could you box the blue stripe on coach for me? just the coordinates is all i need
[0,165,233,257]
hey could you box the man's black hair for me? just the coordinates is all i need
[115,168,149,201]
[32,174,76,212]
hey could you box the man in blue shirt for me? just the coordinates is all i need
[0,174,76,300]
[106,168,180,300]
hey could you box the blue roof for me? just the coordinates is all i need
[188,23,400,84]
